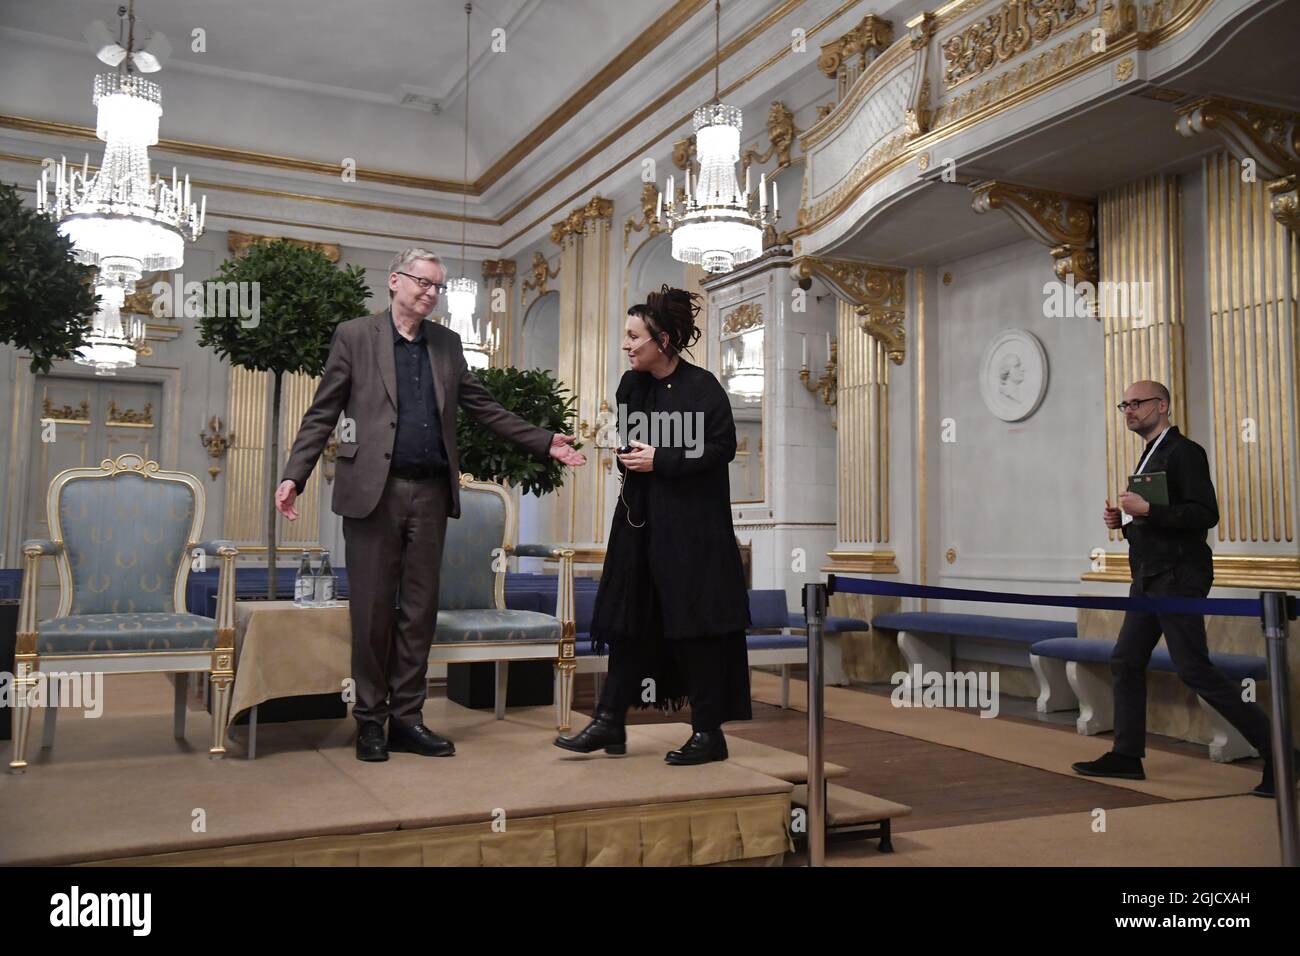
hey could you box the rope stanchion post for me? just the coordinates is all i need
[1261,591,1298,866]
[803,580,828,867]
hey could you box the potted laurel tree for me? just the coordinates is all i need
[0,181,98,373]
[455,365,580,516]
[197,239,369,599]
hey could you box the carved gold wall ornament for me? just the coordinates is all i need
[857,307,907,366]
[940,0,1097,91]
[722,303,763,334]
[791,257,908,364]
[1115,57,1134,81]
[1175,96,1300,234]
[481,259,517,281]
[551,196,613,247]
[624,183,664,251]
[106,400,154,426]
[672,136,699,176]
[199,415,234,481]
[41,398,91,423]
[970,180,1098,285]
[740,102,801,178]
[819,15,895,101]
[1101,0,1138,40]
[522,251,560,304]
[227,229,341,262]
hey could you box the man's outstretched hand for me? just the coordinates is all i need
[275,479,300,521]
[549,433,586,467]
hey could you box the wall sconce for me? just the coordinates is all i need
[799,332,838,407]
[199,416,235,480]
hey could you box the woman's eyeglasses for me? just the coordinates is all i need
[395,271,447,294]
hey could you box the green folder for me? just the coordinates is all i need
[1128,470,1169,506]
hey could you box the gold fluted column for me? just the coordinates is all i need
[1084,173,1186,581]
[792,256,907,681]
[1201,153,1299,576]
[550,196,613,555]
[481,259,516,369]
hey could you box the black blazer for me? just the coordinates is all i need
[1121,425,1219,582]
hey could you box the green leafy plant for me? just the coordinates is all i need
[456,365,579,496]
[197,239,369,598]
[0,181,97,374]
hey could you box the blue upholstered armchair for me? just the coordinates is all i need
[431,474,577,731]
[10,454,239,771]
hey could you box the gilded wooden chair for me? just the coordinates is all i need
[430,474,577,731]
[10,454,238,771]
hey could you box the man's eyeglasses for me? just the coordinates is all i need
[1116,396,1162,412]
[395,271,447,294]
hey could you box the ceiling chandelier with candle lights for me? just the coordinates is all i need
[663,0,775,275]
[36,0,203,375]
[446,2,496,370]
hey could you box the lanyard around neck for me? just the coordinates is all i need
[1135,427,1170,474]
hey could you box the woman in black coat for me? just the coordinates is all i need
[555,286,752,764]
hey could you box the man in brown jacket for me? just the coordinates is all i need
[276,248,585,762]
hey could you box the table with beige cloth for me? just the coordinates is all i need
[230,600,353,757]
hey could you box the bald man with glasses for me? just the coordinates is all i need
[1073,381,1286,797]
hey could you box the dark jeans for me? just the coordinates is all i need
[1111,566,1272,758]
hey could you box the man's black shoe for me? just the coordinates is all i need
[554,709,627,755]
[1252,749,1300,798]
[1072,751,1145,780]
[356,723,388,762]
[665,730,728,766]
[388,721,455,757]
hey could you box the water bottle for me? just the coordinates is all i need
[315,550,335,605]
[294,550,315,606]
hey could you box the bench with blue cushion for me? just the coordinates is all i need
[1029,636,1269,761]
[871,611,1077,700]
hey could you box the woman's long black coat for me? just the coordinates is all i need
[589,359,751,645]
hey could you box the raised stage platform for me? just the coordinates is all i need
[0,675,795,866]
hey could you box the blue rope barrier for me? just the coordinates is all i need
[827,575,1277,619]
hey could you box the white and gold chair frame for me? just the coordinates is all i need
[10,454,239,772]
[427,474,578,732]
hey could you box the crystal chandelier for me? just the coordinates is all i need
[663,0,775,275]
[446,2,493,370]
[36,1,203,375]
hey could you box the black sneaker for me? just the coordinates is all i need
[1072,751,1145,780]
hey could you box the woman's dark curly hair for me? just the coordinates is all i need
[628,284,702,355]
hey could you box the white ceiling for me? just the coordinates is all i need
[0,0,692,182]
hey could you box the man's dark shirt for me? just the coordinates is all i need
[391,321,449,473]
[1121,425,1219,582]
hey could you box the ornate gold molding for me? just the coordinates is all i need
[970,180,1098,284]
[1081,552,1300,589]
[623,183,664,251]
[521,251,559,304]
[1175,96,1300,233]
[106,400,154,426]
[550,196,614,247]
[791,257,908,363]
[822,550,900,574]
[740,101,801,178]
[819,15,895,97]
[199,415,234,481]
[41,398,90,423]
[941,0,1097,91]
[227,229,340,262]
[481,259,517,283]
[722,303,763,334]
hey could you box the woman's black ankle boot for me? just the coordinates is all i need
[553,708,627,755]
